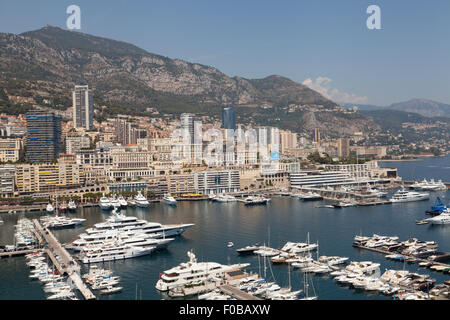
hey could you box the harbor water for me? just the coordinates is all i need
[1,155,449,300]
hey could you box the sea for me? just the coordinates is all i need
[1,154,449,300]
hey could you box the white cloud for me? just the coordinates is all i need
[302,77,368,104]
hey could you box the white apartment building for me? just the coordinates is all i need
[194,170,240,195]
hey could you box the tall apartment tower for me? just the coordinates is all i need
[180,113,195,143]
[338,138,350,158]
[73,85,94,130]
[313,128,321,144]
[25,110,62,163]
[221,106,236,130]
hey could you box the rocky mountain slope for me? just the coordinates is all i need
[0,25,378,136]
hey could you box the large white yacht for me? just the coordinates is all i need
[134,192,150,207]
[118,195,128,208]
[411,179,447,191]
[80,242,157,264]
[214,194,237,203]
[426,209,450,225]
[40,216,86,229]
[390,188,429,203]
[67,230,173,251]
[78,212,194,239]
[155,250,250,291]
[162,194,177,205]
[99,194,112,210]
[109,195,121,210]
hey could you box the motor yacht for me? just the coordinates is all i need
[236,244,260,255]
[68,200,77,212]
[118,195,128,208]
[244,196,270,205]
[40,216,86,229]
[426,209,450,225]
[99,194,112,210]
[46,203,54,213]
[162,193,177,205]
[411,179,447,191]
[299,192,323,201]
[155,250,250,291]
[109,195,121,210]
[214,194,237,202]
[134,192,150,208]
[390,188,429,203]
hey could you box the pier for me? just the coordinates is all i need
[353,244,450,271]
[32,219,96,300]
[0,249,41,259]
[218,285,262,300]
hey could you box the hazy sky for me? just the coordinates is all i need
[1,0,449,106]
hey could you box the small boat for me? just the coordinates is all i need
[415,220,429,225]
[227,242,234,248]
[100,286,122,295]
[46,203,54,213]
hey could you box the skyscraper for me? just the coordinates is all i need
[73,85,94,130]
[180,113,195,143]
[338,138,350,158]
[221,106,235,130]
[313,128,321,144]
[25,110,62,163]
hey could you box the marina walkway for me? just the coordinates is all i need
[219,285,262,300]
[32,219,96,300]
[0,249,41,258]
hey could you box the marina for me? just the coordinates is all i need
[1,156,450,300]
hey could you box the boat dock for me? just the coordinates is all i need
[32,219,96,300]
[0,249,41,259]
[353,244,450,270]
[219,285,262,300]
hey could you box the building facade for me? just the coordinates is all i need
[25,111,62,163]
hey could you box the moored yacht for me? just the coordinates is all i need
[426,209,450,225]
[390,188,429,203]
[244,196,270,205]
[46,203,54,213]
[134,192,150,208]
[68,200,77,212]
[162,193,177,205]
[214,194,237,202]
[118,195,128,208]
[155,250,250,291]
[99,194,112,210]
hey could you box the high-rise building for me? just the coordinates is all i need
[73,85,94,130]
[337,138,350,158]
[313,128,321,144]
[180,113,195,143]
[221,106,236,130]
[25,111,61,163]
[114,118,147,145]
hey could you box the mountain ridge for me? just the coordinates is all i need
[0,25,378,136]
